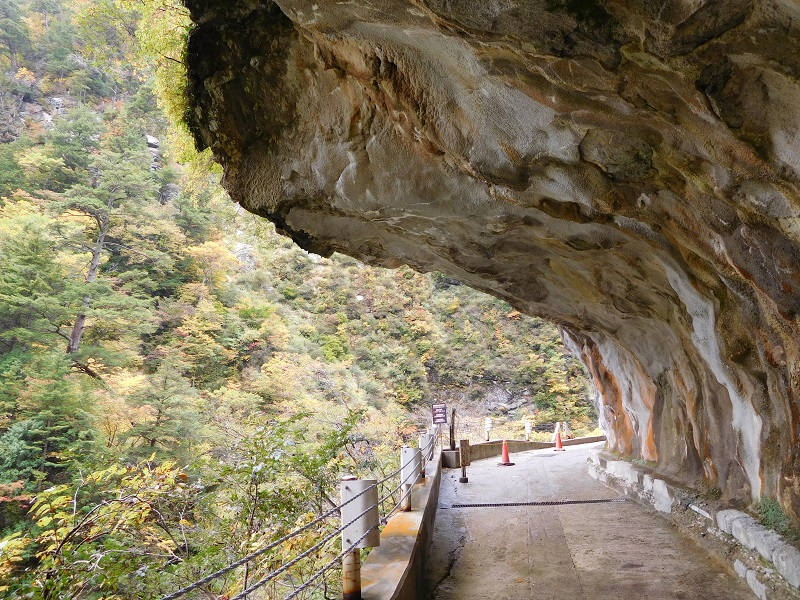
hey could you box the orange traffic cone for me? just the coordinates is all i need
[498,440,515,466]
[554,431,565,451]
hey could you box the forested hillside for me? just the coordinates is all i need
[0,1,596,597]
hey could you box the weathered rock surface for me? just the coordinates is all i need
[184,0,800,519]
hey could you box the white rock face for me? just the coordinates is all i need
[184,0,800,520]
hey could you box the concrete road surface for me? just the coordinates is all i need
[425,442,754,600]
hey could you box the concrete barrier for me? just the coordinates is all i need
[718,509,800,589]
[444,435,607,466]
[361,451,442,600]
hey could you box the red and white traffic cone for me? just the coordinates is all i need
[498,440,515,466]
[554,431,565,451]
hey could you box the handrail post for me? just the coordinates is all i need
[341,477,380,600]
[418,433,430,479]
[342,548,361,600]
[427,426,437,459]
[449,408,456,450]
[400,446,420,511]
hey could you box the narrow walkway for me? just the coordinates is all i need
[425,442,754,600]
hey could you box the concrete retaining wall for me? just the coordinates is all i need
[717,509,800,590]
[443,435,607,467]
[360,451,442,600]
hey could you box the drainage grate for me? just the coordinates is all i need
[449,498,626,508]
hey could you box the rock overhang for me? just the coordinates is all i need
[184,0,800,520]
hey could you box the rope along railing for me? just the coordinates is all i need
[283,525,379,600]
[228,502,378,600]
[159,483,378,600]
[378,461,423,524]
[377,433,436,522]
[161,426,440,600]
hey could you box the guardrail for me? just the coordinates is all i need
[358,434,607,598]
[360,448,443,600]
[160,427,441,600]
[442,435,607,467]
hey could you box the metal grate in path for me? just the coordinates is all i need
[448,498,627,508]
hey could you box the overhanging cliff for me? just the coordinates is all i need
[184,0,800,518]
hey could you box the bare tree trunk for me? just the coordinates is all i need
[67,214,108,354]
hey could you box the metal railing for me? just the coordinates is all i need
[161,427,440,600]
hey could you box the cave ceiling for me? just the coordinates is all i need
[184,0,800,516]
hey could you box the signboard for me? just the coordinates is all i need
[431,402,448,424]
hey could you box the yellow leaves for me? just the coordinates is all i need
[21,12,46,43]
[549,381,571,395]
[36,516,53,528]
[14,67,36,86]
[259,317,290,350]
[0,532,28,570]
[0,190,39,220]
[4,457,198,587]
[85,464,128,485]
[57,243,95,278]
[185,241,238,289]
[106,370,148,395]
[527,353,547,369]
[95,375,146,445]
[154,537,177,554]
[30,488,71,518]
[15,146,65,185]
[123,0,191,123]
[445,296,461,315]
[295,512,316,527]
[259,351,319,404]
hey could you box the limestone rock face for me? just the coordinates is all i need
[185,0,800,517]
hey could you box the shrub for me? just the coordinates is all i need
[756,498,798,540]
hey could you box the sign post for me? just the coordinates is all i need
[449,408,457,450]
[459,439,471,483]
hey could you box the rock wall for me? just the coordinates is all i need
[184,0,800,519]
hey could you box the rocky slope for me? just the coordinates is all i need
[183,0,800,520]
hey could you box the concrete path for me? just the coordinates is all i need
[425,442,754,600]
